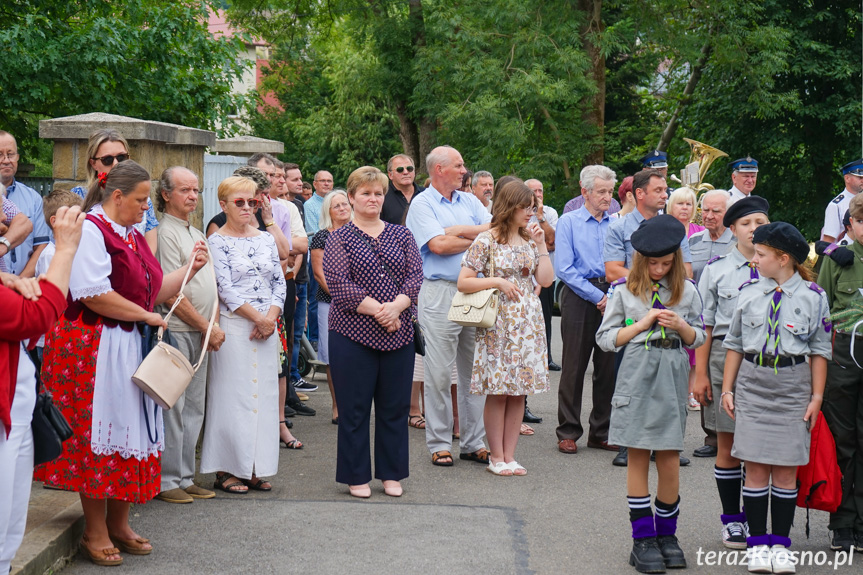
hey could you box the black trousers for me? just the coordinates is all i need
[330,332,413,485]
[538,284,555,362]
[556,284,615,443]
[280,278,300,403]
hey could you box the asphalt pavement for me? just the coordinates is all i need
[58,318,842,575]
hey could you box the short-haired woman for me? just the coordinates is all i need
[612,176,636,220]
[71,129,159,253]
[202,176,286,494]
[311,190,352,423]
[324,166,423,498]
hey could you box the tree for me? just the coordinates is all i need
[1,0,249,160]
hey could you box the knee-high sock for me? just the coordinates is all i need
[628,495,655,539]
[655,496,680,537]
[715,465,744,521]
[742,485,770,547]
[770,485,798,545]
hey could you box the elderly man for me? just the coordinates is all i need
[0,132,50,276]
[604,168,693,467]
[727,157,758,205]
[382,154,425,225]
[554,166,617,454]
[471,171,494,212]
[688,189,734,283]
[563,175,622,215]
[406,145,492,467]
[154,167,225,504]
[822,159,863,243]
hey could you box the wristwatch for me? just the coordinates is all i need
[0,236,10,253]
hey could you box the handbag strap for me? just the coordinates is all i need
[159,246,219,372]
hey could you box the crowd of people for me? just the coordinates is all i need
[1,125,863,575]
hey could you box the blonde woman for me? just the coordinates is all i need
[667,187,705,238]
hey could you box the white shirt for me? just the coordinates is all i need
[727,185,748,206]
[822,188,855,240]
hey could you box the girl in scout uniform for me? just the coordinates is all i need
[722,222,831,574]
[694,196,769,550]
[597,214,706,574]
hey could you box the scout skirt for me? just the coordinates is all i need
[730,358,811,466]
[704,338,736,434]
[608,341,689,451]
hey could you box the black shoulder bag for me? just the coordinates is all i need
[28,348,73,465]
[348,226,426,356]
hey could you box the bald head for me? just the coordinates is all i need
[313,170,334,196]
[426,146,466,195]
[158,166,200,217]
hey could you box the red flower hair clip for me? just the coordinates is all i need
[97,172,108,189]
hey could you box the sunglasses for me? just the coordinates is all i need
[231,198,261,209]
[93,153,130,165]
[395,166,415,173]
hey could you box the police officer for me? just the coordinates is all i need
[727,157,758,205]
[817,192,863,554]
[694,196,769,549]
[640,150,669,178]
[822,159,863,243]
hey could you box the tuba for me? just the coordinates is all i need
[678,138,728,194]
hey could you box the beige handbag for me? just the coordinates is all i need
[448,240,500,328]
[132,250,219,410]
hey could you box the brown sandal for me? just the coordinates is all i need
[109,534,152,556]
[408,415,426,429]
[80,534,123,566]
[431,450,454,466]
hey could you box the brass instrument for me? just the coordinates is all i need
[669,138,728,224]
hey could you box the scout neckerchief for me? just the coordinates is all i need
[748,261,759,280]
[761,286,782,373]
[644,283,667,349]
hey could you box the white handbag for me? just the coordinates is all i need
[447,240,500,328]
[132,251,219,410]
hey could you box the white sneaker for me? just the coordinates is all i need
[771,545,796,574]
[747,545,772,573]
[722,521,748,549]
[688,393,701,410]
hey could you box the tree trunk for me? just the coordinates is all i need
[408,0,435,175]
[395,101,421,168]
[657,41,712,151]
[417,119,436,175]
[578,0,605,166]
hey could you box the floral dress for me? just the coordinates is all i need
[462,231,549,396]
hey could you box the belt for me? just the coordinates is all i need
[648,339,681,350]
[712,334,726,342]
[744,353,806,368]
[586,276,608,285]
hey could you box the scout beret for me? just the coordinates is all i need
[640,150,668,169]
[841,159,863,176]
[753,222,809,264]
[723,195,769,227]
[729,157,758,173]
[843,209,851,228]
[631,214,686,258]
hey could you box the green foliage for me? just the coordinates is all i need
[0,0,249,161]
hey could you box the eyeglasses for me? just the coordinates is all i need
[93,153,130,165]
[395,166,415,173]
[522,206,537,214]
[231,198,261,209]
[0,152,19,161]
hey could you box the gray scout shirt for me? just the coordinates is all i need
[698,247,757,338]
[603,208,693,269]
[596,278,707,352]
[689,227,735,283]
[723,273,832,360]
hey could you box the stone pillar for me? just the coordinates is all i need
[39,113,215,230]
[213,135,284,158]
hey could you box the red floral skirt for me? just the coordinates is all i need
[33,316,161,503]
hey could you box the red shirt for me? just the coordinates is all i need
[0,281,67,436]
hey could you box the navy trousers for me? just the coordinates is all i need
[329,332,413,485]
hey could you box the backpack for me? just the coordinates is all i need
[796,415,843,537]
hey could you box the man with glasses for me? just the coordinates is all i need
[382,154,425,225]
[0,131,50,277]
[727,157,758,205]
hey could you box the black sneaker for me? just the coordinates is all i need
[292,378,319,392]
[854,531,863,553]
[629,537,667,573]
[284,404,297,418]
[613,446,628,467]
[831,528,854,553]
[657,535,686,569]
[287,398,316,416]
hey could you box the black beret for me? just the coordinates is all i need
[752,222,810,264]
[631,214,686,258]
[843,209,851,228]
[723,195,769,227]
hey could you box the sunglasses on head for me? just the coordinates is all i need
[395,166,415,173]
[231,198,261,209]
[93,153,130,165]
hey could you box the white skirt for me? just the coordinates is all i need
[200,311,280,479]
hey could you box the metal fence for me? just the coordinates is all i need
[17,177,54,197]
[202,154,246,225]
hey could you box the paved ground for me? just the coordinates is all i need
[56,319,845,575]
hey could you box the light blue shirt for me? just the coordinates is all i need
[3,180,51,275]
[603,207,692,268]
[555,206,609,304]
[405,184,492,281]
[303,192,325,235]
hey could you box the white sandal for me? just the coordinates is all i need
[487,460,513,476]
[508,461,527,476]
